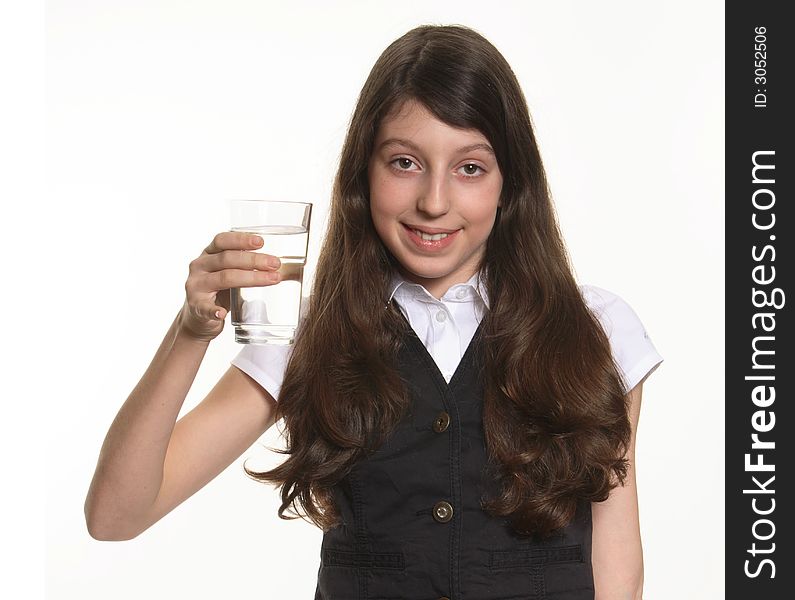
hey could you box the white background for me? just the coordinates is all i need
[9,0,723,597]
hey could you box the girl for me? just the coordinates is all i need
[86,24,663,600]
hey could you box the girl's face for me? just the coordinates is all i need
[368,100,503,299]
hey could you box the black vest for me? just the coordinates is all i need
[315,312,595,600]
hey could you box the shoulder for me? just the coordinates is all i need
[577,284,664,394]
[578,284,643,332]
[578,284,648,339]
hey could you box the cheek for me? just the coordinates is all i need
[370,176,409,219]
[473,211,498,239]
[368,187,395,239]
[463,183,502,229]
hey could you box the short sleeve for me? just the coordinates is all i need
[229,296,309,401]
[231,342,293,401]
[579,284,664,394]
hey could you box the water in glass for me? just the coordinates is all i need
[230,224,309,344]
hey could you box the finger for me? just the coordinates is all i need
[204,231,264,255]
[206,249,281,273]
[204,268,281,292]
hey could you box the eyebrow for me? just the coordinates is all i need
[377,137,495,157]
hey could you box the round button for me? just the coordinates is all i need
[435,311,447,323]
[433,411,450,433]
[433,501,453,523]
[455,288,466,299]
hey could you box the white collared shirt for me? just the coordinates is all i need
[230,278,663,400]
[387,270,488,382]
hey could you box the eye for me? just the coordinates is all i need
[459,163,485,177]
[391,157,418,172]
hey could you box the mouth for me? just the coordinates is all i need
[402,223,460,250]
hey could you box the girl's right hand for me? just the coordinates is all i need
[178,231,282,343]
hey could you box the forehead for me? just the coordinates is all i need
[375,99,490,147]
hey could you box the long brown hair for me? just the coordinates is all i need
[245,24,631,539]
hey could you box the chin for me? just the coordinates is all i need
[401,262,453,281]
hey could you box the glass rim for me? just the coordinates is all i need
[228,199,313,208]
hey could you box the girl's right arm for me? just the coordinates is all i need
[84,232,283,541]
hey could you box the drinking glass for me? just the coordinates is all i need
[229,199,312,344]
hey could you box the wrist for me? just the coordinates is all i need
[175,323,216,346]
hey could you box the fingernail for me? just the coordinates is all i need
[215,310,222,319]
[268,257,281,268]
[252,236,263,246]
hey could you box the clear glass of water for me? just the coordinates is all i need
[229,199,312,345]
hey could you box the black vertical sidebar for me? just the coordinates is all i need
[726,4,793,599]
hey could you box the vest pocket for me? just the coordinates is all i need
[487,544,593,599]
[488,544,583,570]
[323,549,406,571]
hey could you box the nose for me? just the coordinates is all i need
[416,171,450,217]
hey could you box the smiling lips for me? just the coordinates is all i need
[402,223,460,250]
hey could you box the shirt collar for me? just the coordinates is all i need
[386,269,490,309]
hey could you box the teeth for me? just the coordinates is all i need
[412,228,450,241]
